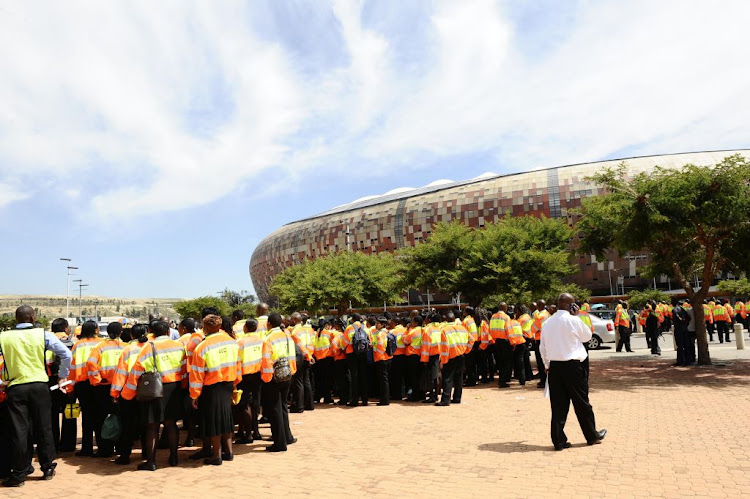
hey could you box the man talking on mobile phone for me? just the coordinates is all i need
[539,294,606,451]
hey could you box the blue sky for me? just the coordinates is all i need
[1,0,749,299]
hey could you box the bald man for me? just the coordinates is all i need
[539,294,605,451]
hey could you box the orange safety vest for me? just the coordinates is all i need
[341,322,364,355]
[735,301,747,319]
[110,340,146,398]
[122,337,187,400]
[331,330,347,361]
[507,320,525,346]
[404,326,423,356]
[532,310,550,341]
[518,313,533,339]
[712,304,729,322]
[614,306,630,327]
[725,303,735,319]
[478,320,493,349]
[489,312,511,340]
[313,328,334,360]
[238,332,264,375]
[260,327,298,383]
[189,332,241,399]
[420,323,443,361]
[703,304,713,323]
[373,328,392,362]
[391,325,407,356]
[69,337,101,384]
[292,324,314,362]
[439,322,468,364]
[86,338,125,386]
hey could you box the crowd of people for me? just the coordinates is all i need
[0,295,746,486]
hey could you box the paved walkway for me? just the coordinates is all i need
[8,351,750,498]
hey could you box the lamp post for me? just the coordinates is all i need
[73,279,89,319]
[60,258,77,318]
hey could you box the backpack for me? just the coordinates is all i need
[352,324,371,354]
[385,331,397,356]
[273,357,293,383]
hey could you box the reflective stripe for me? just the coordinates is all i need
[189,382,202,388]
[205,360,239,373]
[125,383,137,391]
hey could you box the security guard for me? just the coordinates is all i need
[0,306,71,487]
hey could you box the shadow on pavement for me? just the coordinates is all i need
[478,441,559,453]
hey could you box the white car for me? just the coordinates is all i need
[588,313,616,349]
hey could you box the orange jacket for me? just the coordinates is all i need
[439,322,469,364]
[260,328,298,383]
[189,332,241,399]
[420,323,443,361]
[478,320,493,349]
[532,310,550,341]
[391,325,407,356]
[69,337,102,384]
[110,340,147,398]
[403,326,422,356]
[341,322,364,355]
[86,338,125,386]
[373,328,393,362]
[725,303,735,319]
[518,313,533,339]
[292,324,314,362]
[313,328,335,360]
[331,330,347,361]
[508,320,526,346]
[238,332,263,375]
[489,312,511,340]
[122,337,187,400]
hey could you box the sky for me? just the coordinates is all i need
[1,0,749,299]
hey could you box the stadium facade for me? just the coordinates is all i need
[250,150,750,304]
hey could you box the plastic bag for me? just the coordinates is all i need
[102,413,122,441]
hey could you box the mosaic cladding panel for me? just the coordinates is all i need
[250,151,749,302]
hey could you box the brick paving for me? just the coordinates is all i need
[7,355,750,498]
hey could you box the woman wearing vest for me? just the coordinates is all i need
[122,321,187,471]
[70,320,104,457]
[235,319,263,444]
[188,315,241,465]
[260,313,298,452]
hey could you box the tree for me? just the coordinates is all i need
[626,289,671,310]
[402,217,576,307]
[174,296,230,320]
[269,252,404,314]
[717,278,750,298]
[217,288,257,318]
[577,154,750,364]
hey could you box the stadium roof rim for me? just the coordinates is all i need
[286,149,749,226]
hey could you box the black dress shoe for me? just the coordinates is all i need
[497,383,510,388]
[42,468,56,480]
[588,429,607,445]
[259,416,269,424]
[221,453,233,462]
[345,402,358,407]
[2,476,24,487]
[434,401,450,406]
[189,449,212,460]
[289,408,304,414]
[203,457,222,466]
[75,449,94,457]
[182,438,195,447]
[137,462,156,471]
[265,445,286,452]
[376,402,389,406]
[234,437,253,445]
[114,456,130,465]
[168,455,178,467]
[251,432,262,441]
[554,442,572,451]
[451,400,461,404]
[287,437,297,444]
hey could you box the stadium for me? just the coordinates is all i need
[250,150,750,304]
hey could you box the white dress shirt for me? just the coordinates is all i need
[539,310,592,369]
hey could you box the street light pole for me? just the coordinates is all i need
[60,258,77,319]
[78,283,89,318]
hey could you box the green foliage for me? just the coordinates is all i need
[403,217,576,307]
[269,252,405,314]
[0,314,15,331]
[626,289,671,309]
[577,154,750,363]
[173,296,230,320]
[717,278,750,297]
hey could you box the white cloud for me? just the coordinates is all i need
[1,0,749,220]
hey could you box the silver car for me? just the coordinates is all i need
[588,313,616,349]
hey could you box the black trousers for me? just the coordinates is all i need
[707,321,715,340]
[476,347,490,382]
[333,359,350,404]
[7,382,56,479]
[346,353,369,405]
[497,339,513,385]
[389,355,406,400]
[548,360,597,448]
[464,345,478,385]
[93,384,115,454]
[422,355,440,401]
[0,401,11,479]
[440,356,465,404]
[616,325,632,352]
[261,380,293,450]
[534,340,547,386]
[716,321,729,343]
[405,355,424,401]
[48,376,77,452]
[646,328,661,354]
[116,398,139,458]
[75,380,98,453]
[674,328,689,366]
[375,360,391,404]
[291,358,314,411]
[314,357,334,403]
[511,344,526,385]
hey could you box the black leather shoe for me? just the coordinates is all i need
[377,402,389,406]
[265,445,286,452]
[2,476,24,487]
[588,429,607,445]
[498,383,510,388]
[189,449,212,460]
[259,416,269,424]
[345,402,358,407]
[42,468,56,480]
[204,457,222,466]
[168,455,178,467]
[137,462,156,471]
[435,401,450,406]
[114,456,130,465]
[451,400,461,404]
[75,450,94,457]
[221,453,233,462]
[287,437,297,444]
[251,432,262,441]
[234,437,253,445]
[554,442,572,451]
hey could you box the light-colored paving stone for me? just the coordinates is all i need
[9,352,750,498]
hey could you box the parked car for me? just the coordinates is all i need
[588,313,616,349]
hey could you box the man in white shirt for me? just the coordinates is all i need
[540,294,606,451]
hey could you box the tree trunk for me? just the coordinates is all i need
[691,297,711,365]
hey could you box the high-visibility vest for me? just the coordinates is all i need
[507,320,525,346]
[462,316,478,340]
[189,332,241,399]
[420,324,443,361]
[260,327,298,383]
[331,331,347,361]
[489,312,510,340]
[313,329,334,360]
[373,328,392,362]
[703,304,713,323]
[122,337,187,400]
[736,301,747,319]
[238,332,264,374]
[0,354,5,402]
[87,338,125,385]
[292,324,314,361]
[614,307,630,327]
[70,337,102,384]
[712,304,728,322]
[439,323,466,364]
[391,325,407,355]
[233,319,247,336]
[580,303,591,312]
[518,313,533,339]
[405,326,422,356]
[342,322,365,355]
[578,312,594,333]
[256,316,269,339]
[725,303,735,319]
[110,340,145,398]
[479,320,493,349]
[532,310,550,340]
[638,310,649,326]
[0,328,48,387]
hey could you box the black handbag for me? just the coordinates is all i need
[136,342,163,402]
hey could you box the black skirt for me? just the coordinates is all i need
[198,381,234,437]
[140,382,183,424]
